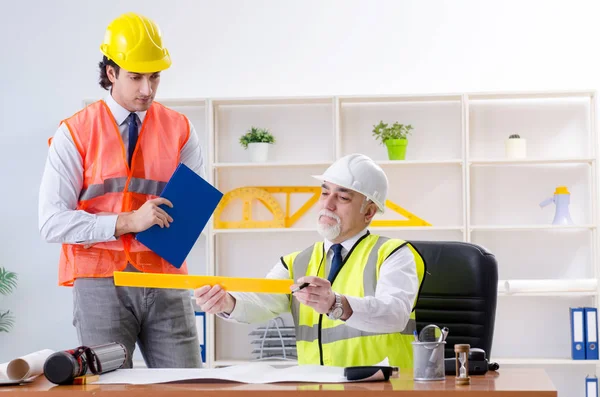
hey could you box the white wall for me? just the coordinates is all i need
[1,0,599,372]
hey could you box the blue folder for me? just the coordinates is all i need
[571,307,587,360]
[587,375,598,397]
[585,307,599,360]
[135,163,223,269]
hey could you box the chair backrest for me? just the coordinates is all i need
[409,240,498,359]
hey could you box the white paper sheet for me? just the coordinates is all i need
[376,357,389,366]
[95,363,350,384]
[0,349,55,382]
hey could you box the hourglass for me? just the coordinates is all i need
[454,344,471,385]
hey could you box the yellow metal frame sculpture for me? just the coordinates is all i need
[213,186,431,229]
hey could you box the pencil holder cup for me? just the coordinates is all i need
[412,341,446,381]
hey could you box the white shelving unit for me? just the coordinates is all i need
[86,90,598,396]
[463,92,598,395]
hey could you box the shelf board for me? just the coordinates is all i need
[213,158,592,168]
[213,161,332,169]
[469,158,593,166]
[338,94,462,103]
[213,228,317,234]
[466,90,595,100]
[212,96,332,106]
[155,98,206,107]
[378,159,463,166]
[471,224,596,231]
[494,358,600,365]
[212,226,463,234]
[371,226,464,232]
[214,160,463,168]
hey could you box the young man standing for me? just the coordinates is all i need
[39,12,204,368]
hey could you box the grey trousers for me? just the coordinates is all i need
[72,268,202,369]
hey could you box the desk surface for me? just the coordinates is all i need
[0,368,556,396]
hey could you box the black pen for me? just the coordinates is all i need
[291,282,310,293]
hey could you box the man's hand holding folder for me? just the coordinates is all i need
[115,198,175,237]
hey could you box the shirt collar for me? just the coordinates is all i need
[324,227,369,255]
[104,91,147,126]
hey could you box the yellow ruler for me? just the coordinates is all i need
[113,272,294,294]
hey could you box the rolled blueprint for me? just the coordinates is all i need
[502,279,597,294]
[0,349,55,381]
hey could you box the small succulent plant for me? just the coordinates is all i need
[509,134,521,139]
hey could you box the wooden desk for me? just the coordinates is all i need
[0,368,556,396]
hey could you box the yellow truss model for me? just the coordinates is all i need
[213,186,431,229]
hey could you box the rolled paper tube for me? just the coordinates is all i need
[1,349,55,381]
[503,279,597,294]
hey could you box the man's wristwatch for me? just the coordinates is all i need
[327,292,344,320]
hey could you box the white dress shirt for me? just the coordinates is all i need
[219,229,420,333]
[38,92,205,245]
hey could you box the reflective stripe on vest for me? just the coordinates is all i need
[286,234,426,368]
[295,320,417,343]
[56,100,191,286]
[79,177,167,201]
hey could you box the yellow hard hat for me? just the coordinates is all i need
[100,12,171,73]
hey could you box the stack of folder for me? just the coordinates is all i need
[570,307,599,360]
[571,307,599,397]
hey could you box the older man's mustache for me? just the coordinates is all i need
[318,209,340,223]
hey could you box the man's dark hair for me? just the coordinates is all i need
[98,56,120,90]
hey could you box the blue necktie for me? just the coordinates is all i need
[127,113,138,166]
[327,243,344,282]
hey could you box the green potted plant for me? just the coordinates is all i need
[239,126,276,162]
[372,121,414,160]
[0,267,17,333]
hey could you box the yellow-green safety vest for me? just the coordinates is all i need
[282,233,426,368]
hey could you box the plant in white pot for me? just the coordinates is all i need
[239,127,276,162]
[372,121,414,160]
[0,266,17,333]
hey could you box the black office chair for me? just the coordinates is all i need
[409,240,498,360]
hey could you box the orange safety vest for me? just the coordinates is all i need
[56,100,191,286]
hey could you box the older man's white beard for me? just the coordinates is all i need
[316,210,341,241]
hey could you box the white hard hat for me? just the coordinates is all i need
[312,153,388,213]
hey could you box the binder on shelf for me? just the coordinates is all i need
[587,375,598,397]
[194,311,206,363]
[135,163,223,269]
[571,307,587,360]
[585,307,599,360]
